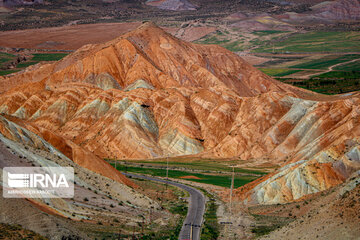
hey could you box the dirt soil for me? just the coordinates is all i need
[0,22,216,51]
[179,175,202,179]
[0,22,142,50]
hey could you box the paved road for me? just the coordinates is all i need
[123,173,205,240]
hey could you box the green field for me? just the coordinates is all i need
[257,52,360,94]
[195,30,246,52]
[0,52,68,76]
[111,163,260,188]
[0,52,17,76]
[0,52,15,64]
[120,159,267,175]
[31,53,68,61]
[0,69,20,76]
[253,31,360,53]
[196,36,244,52]
[223,40,244,52]
[334,60,360,71]
[289,54,360,70]
[259,68,301,77]
[281,72,360,94]
[16,61,38,68]
[196,35,230,45]
[252,30,289,36]
[312,71,360,80]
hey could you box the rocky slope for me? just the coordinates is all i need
[273,0,360,24]
[0,132,168,239]
[0,22,359,205]
[145,0,197,11]
[312,0,360,21]
[257,171,360,239]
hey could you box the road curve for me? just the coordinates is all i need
[123,173,205,240]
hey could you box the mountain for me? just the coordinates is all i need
[0,22,359,205]
[0,22,298,160]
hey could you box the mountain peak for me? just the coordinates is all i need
[138,21,159,29]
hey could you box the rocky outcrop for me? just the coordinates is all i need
[145,0,197,11]
[235,137,360,204]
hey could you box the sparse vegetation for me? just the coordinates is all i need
[201,198,219,240]
[251,225,282,237]
[0,223,47,240]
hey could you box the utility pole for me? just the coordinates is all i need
[141,217,144,236]
[230,165,235,215]
[166,154,169,190]
[225,165,235,240]
[115,159,117,170]
[149,208,152,223]
[190,224,193,240]
[118,229,121,240]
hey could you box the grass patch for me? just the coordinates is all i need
[251,225,282,237]
[169,203,188,216]
[201,198,220,240]
[223,40,243,52]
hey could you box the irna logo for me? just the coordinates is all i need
[3,167,74,198]
[7,172,69,188]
